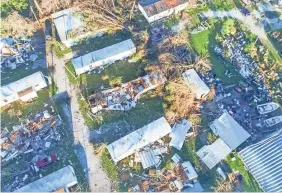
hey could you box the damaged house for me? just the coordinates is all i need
[52,8,103,47]
[0,72,48,107]
[107,117,172,164]
[88,70,166,114]
[182,69,210,99]
[197,112,251,169]
[72,39,136,75]
[138,0,189,23]
[14,165,78,192]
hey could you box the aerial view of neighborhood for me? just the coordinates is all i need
[1,0,282,192]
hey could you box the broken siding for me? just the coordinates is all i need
[107,117,171,163]
[210,112,251,150]
[182,69,210,99]
[239,129,282,192]
[72,39,136,75]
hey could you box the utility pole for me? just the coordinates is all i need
[33,0,44,17]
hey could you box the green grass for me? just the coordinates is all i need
[226,154,262,192]
[191,29,211,56]
[101,150,118,181]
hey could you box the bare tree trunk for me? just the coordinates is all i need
[33,0,44,16]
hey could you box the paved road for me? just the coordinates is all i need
[46,43,112,192]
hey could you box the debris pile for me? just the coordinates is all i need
[89,70,166,113]
[0,37,42,71]
[1,110,62,163]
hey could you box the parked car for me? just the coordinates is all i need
[235,86,242,93]
[240,7,251,16]
[36,153,58,168]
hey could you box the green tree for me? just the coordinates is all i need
[109,76,122,87]
[222,19,236,35]
[0,0,28,17]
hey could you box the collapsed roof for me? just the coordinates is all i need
[14,165,78,192]
[169,119,192,150]
[107,117,172,163]
[182,69,210,99]
[210,112,251,150]
[239,129,282,192]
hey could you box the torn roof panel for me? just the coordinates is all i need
[197,138,232,169]
[210,112,251,150]
[14,165,77,192]
[139,0,188,17]
[169,119,192,150]
[182,69,210,99]
[139,148,162,169]
[107,117,172,163]
[239,129,282,192]
[52,8,84,43]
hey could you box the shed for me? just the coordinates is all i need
[0,72,48,107]
[52,8,94,47]
[210,112,251,150]
[196,138,232,169]
[72,39,136,75]
[107,117,171,163]
[14,165,78,192]
[182,161,198,180]
[169,119,192,150]
[182,69,210,99]
[138,0,189,23]
[239,129,282,192]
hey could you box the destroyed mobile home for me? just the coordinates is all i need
[128,154,204,192]
[1,110,61,164]
[0,37,41,71]
[89,70,166,114]
[72,39,136,75]
[0,72,48,107]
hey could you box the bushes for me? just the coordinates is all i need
[221,19,236,36]
[109,76,122,87]
[50,40,72,58]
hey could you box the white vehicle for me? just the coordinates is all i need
[257,102,280,114]
[264,116,282,127]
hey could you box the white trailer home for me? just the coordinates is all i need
[0,72,48,107]
[72,39,136,75]
[138,0,189,23]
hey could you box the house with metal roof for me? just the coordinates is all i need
[210,111,251,150]
[138,0,189,23]
[0,72,48,107]
[107,117,172,163]
[196,138,232,169]
[182,69,210,99]
[239,129,282,192]
[72,39,136,75]
[14,165,78,192]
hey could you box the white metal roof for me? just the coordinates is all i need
[52,8,84,43]
[197,138,232,169]
[182,161,198,180]
[210,112,251,150]
[107,117,172,163]
[239,129,282,192]
[15,165,77,192]
[182,69,210,99]
[169,119,192,150]
[0,72,47,98]
[72,39,136,74]
[138,148,162,169]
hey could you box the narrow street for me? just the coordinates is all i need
[46,43,112,192]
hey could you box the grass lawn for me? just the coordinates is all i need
[190,22,243,85]
[226,154,262,192]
